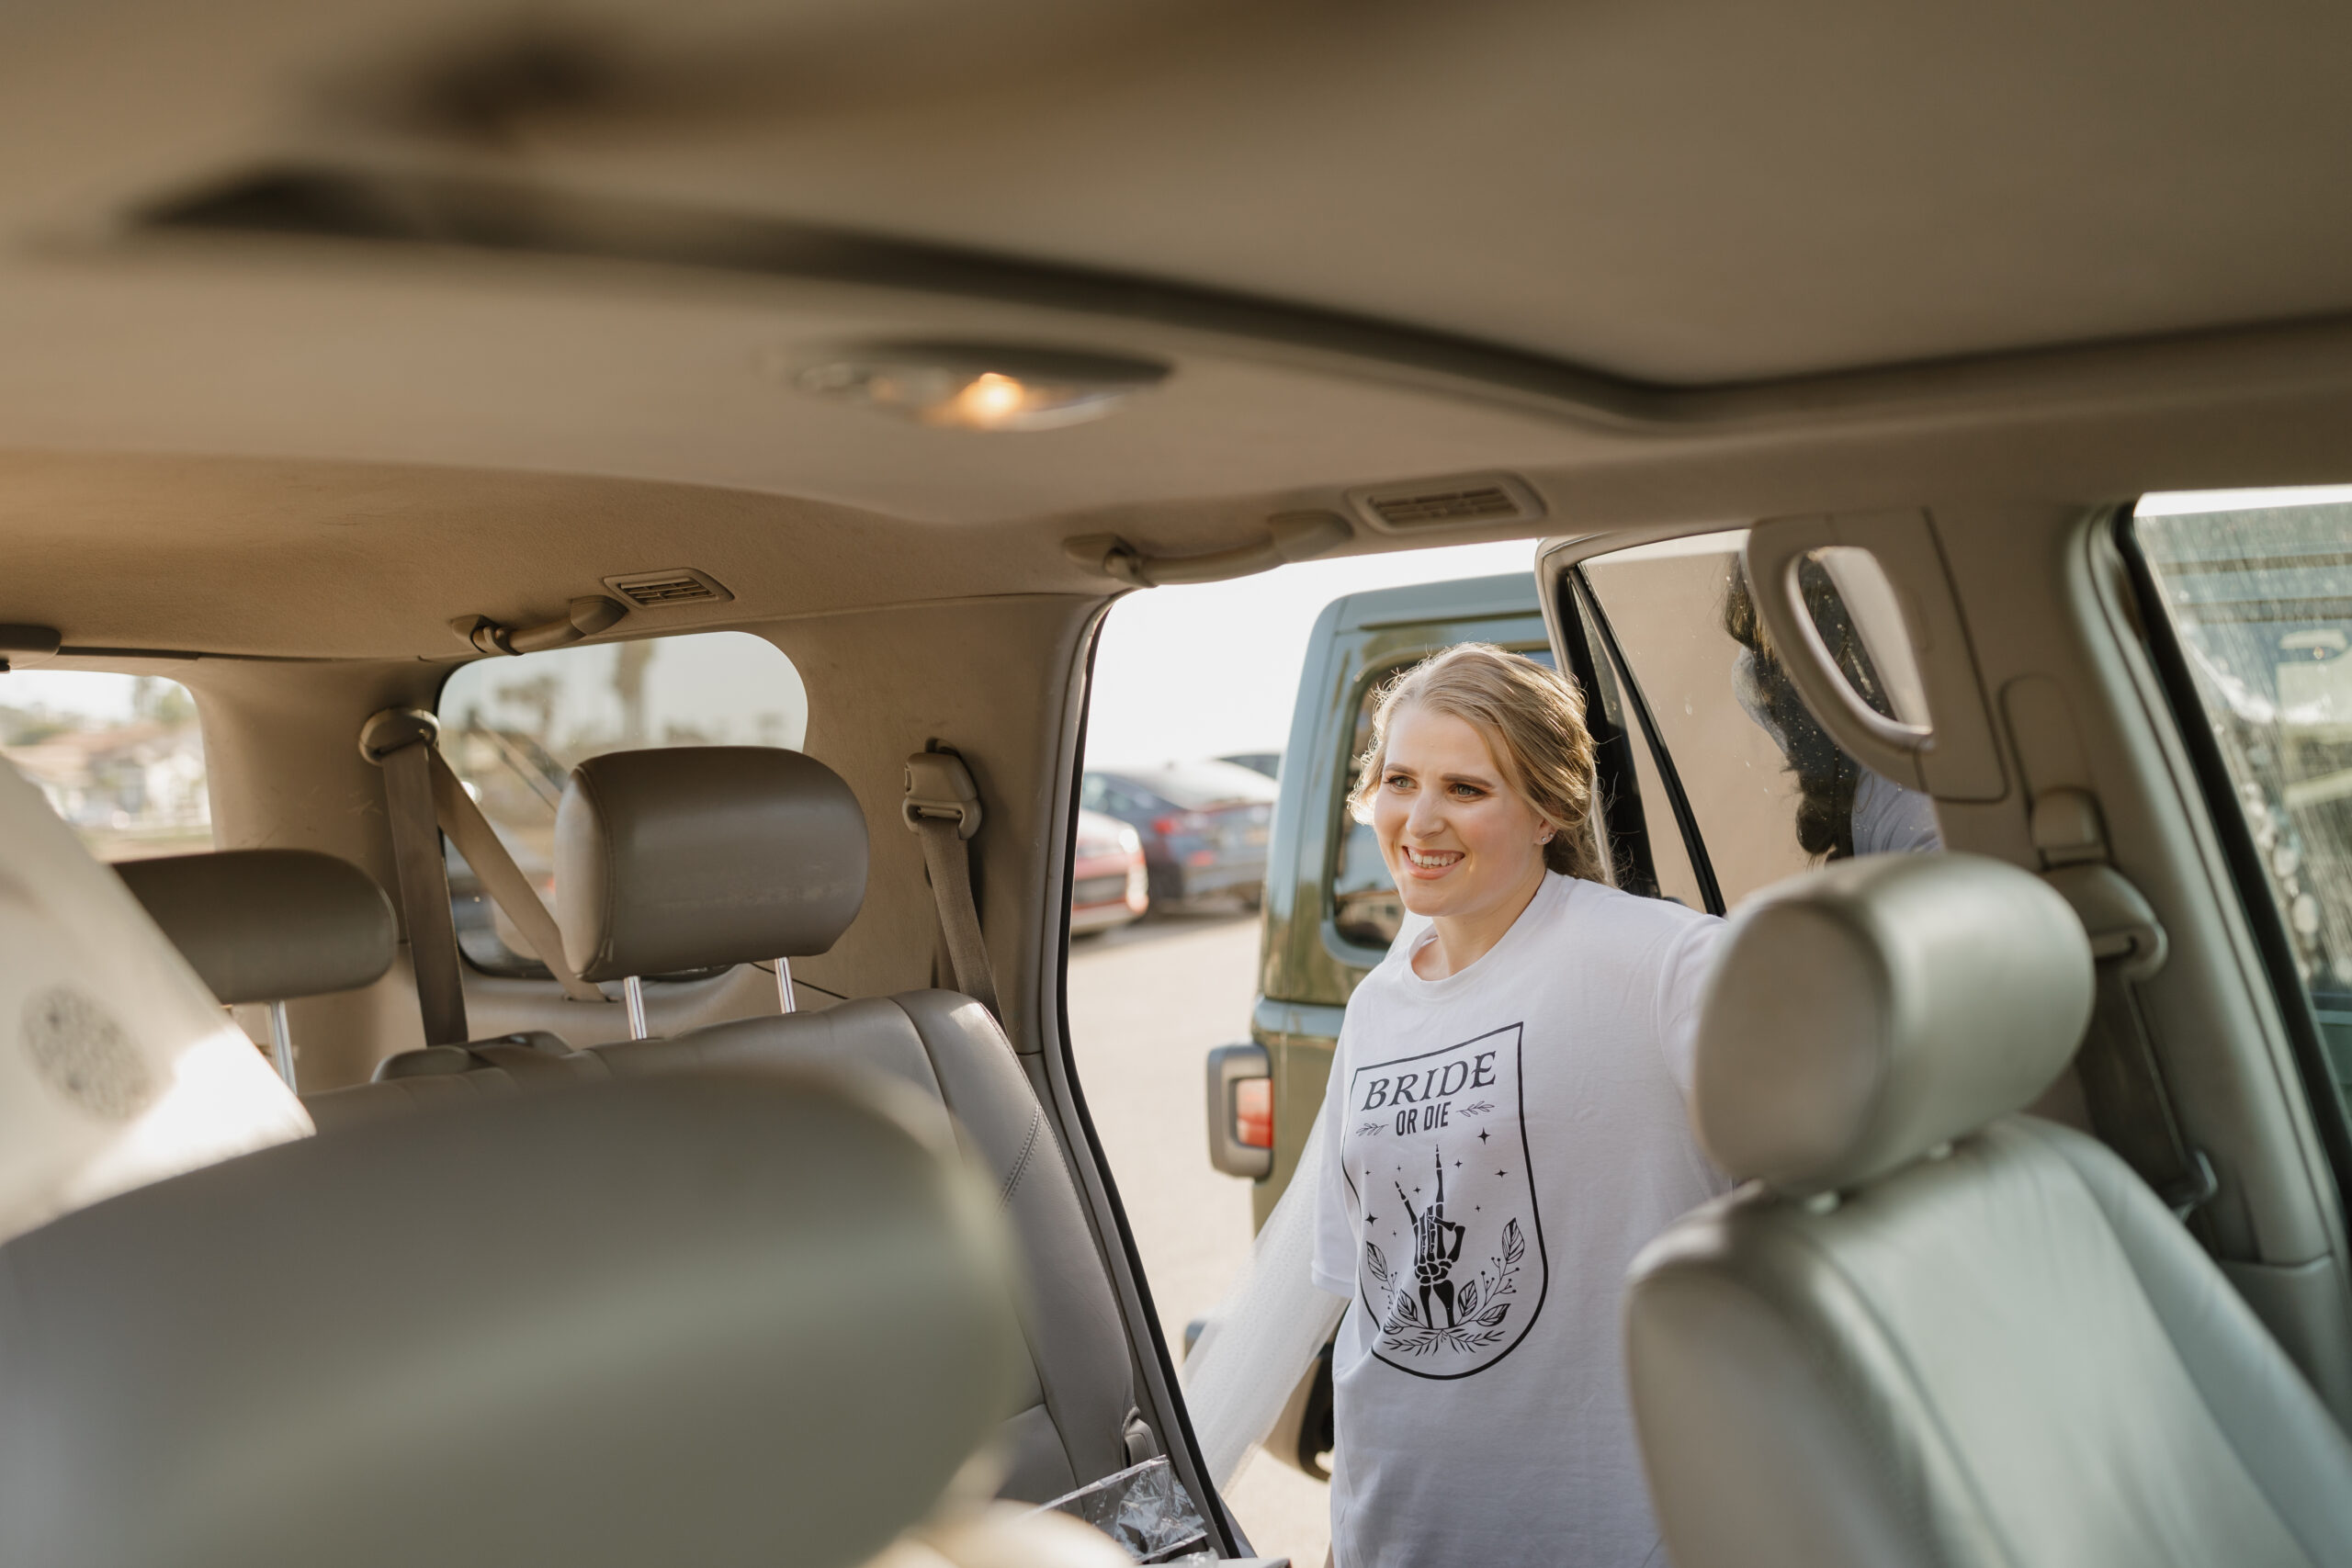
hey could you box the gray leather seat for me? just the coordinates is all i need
[1625,852,2352,1568]
[311,747,1153,1503]
[0,1069,1026,1568]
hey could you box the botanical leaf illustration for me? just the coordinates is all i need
[1477,1302,1510,1327]
[1458,1278,1480,1318]
[1364,1242,1392,1293]
[1502,1219,1525,1269]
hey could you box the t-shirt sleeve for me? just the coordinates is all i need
[1309,1023,1359,1299]
[1654,911,1727,1102]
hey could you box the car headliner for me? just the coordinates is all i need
[3,0,2351,658]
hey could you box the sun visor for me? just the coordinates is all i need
[0,761,310,1246]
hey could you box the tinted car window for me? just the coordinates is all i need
[438,632,808,978]
[2134,491,2352,1096]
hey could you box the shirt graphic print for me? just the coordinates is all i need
[1346,1021,1547,1379]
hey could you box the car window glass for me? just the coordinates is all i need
[1136,760,1282,813]
[1330,649,1555,950]
[2134,490,2352,1094]
[0,671,210,862]
[438,632,808,978]
[1578,529,1943,908]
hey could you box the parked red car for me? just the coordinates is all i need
[1069,807,1148,935]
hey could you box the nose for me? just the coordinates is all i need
[1405,786,1447,840]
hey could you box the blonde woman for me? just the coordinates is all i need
[1309,644,1726,1568]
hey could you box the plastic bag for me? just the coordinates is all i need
[1032,1457,1215,1563]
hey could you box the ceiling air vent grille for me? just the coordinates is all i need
[603,569,734,609]
[1351,474,1545,534]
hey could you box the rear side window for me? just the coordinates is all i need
[437,632,808,977]
[0,672,209,862]
[2132,491,2352,1091]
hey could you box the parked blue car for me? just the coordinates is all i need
[1080,760,1278,909]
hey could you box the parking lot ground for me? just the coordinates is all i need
[1067,907,1331,1568]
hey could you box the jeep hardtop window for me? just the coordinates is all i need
[1332,649,1554,949]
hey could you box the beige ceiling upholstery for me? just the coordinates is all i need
[2,0,2349,655]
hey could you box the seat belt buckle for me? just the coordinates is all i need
[903,750,983,840]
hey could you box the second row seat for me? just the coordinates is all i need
[307,747,1154,1504]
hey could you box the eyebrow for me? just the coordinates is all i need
[1385,762,1499,787]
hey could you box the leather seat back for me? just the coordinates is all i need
[309,746,1151,1502]
[552,748,1148,1501]
[0,1070,1025,1568]
[640,990,1147,1501]
[1625,852,2352,1568]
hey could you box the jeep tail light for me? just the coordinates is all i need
[1206,1043,1273,1179]
[1235,1077,1273,1149]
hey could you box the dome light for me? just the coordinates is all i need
[794,344,1169,432]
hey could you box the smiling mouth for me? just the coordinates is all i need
[1403,846,1463,871]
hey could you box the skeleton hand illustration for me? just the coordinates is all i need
[1396,1146,1467,1328]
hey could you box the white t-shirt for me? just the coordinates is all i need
[1311,873,1726,1568]
[1852,769,1943,856]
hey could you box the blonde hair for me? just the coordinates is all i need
[1345,643,1610,883]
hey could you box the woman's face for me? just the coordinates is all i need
[1371,704,1553,922]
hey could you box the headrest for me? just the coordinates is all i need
[556,748,868,983]
[0,1072,1023,1568]
[115,849,397,1005]
[1692,852,2094,1198]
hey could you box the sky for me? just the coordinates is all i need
[1082,540,1537,768]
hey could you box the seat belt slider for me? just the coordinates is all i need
[903,750,983,840]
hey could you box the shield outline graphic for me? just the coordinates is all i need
[1342,1021,1549,1381]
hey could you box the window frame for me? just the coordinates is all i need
[1564,569,1724,915]
[2115,507,2352,1198]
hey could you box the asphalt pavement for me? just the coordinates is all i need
[1066,905,1332,1568]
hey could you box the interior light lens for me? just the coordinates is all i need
[794,344,1169,432]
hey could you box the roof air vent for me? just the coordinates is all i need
[603,569,734,609]
[1349,474,1545,534]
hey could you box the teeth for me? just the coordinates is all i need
[1405,847,1462,869]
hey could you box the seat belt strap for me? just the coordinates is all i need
[903,749,1001,1020]
[426,751,605,1004]
[2046,860,2219,1219]
[360,708,469,1046]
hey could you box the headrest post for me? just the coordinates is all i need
[623,976,649,1041]
[266,999,296,1089]
[775,957,797,1015]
